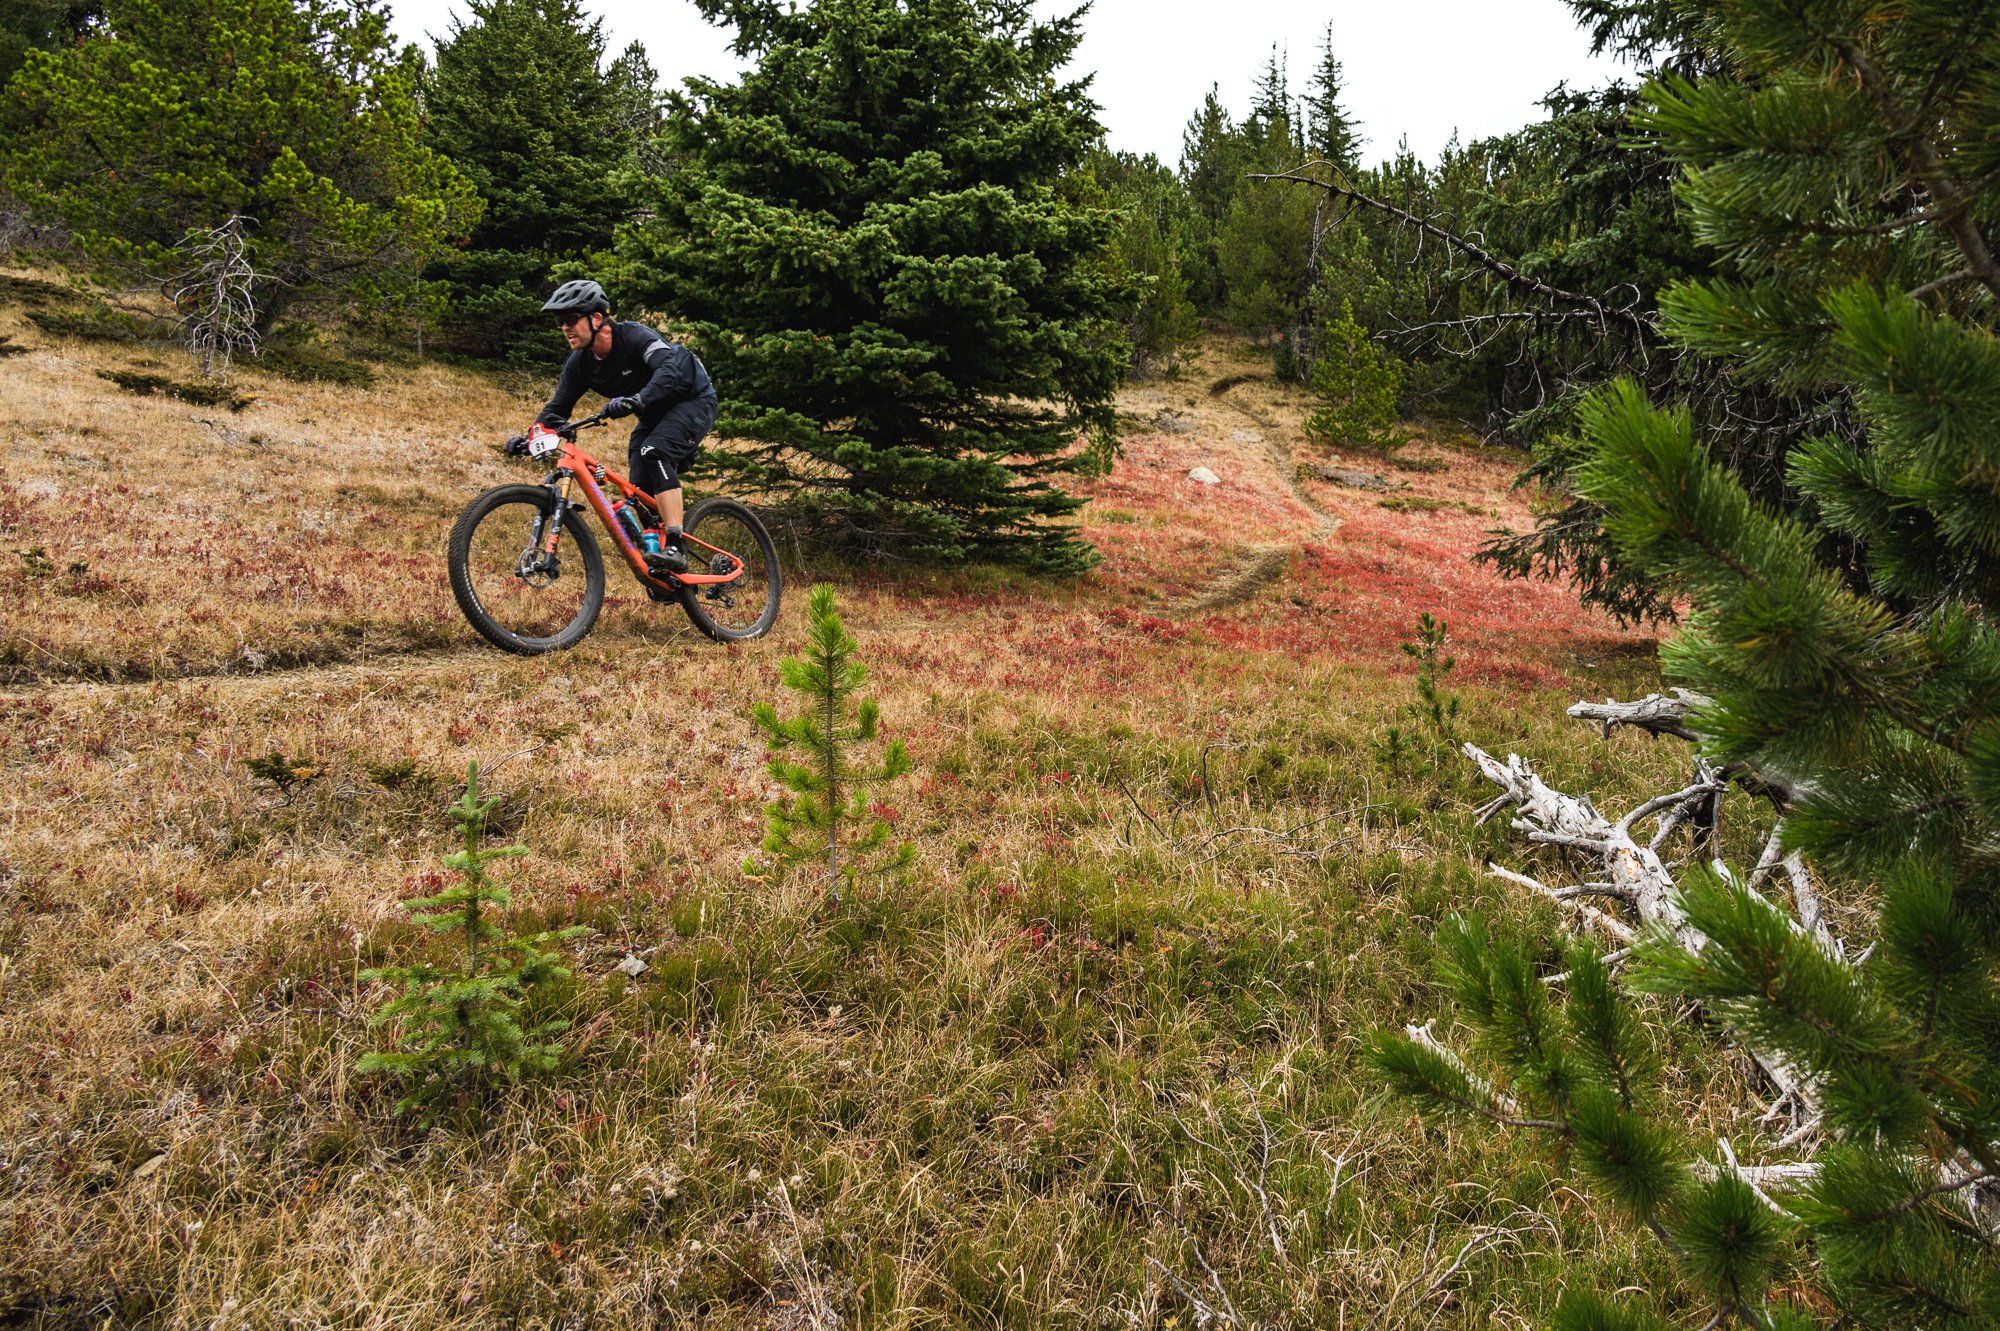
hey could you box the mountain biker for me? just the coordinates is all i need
[512,279,718,576]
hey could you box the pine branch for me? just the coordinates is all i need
[1247,162,1653,338]
[1395,1021,1562,1130]
[1827,37,2000,300]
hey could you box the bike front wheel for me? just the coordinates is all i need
[678,497,782,642]
[448,484,605,654]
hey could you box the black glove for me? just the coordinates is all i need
[603,395,641,420]
[503,434,529,457]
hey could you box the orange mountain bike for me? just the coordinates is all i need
[448,412,781,654]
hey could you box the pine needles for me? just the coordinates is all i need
[749,584,913,897]
[357,761,584,1121]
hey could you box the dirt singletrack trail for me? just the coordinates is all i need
[1176,544,1293,614]
[0,643,488,697]
[1146,361,1342,615]
[1071,335,1656,695]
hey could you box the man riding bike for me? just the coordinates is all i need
[511,279,718,575]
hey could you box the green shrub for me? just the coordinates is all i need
[96,369,254,411]
[1305,299,1406,450]
[256,341,376,387]
[243,751,321,794]
[27,306,169,345]
[0,273,79,306]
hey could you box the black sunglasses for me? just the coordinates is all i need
[552,311,594,328]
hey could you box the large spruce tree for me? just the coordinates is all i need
[1376,2,2000,1327]
[422,0,650,362]
[613,0,1127,573]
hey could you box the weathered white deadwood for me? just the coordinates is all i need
[1404,1019,1530,1122]
[1461,741,1819,1121]
[1567,689,1708,741]
[1444,703,2000,1241]
[1701,1146,2000,1234]
[1485,863,1637,942]
[1462,743,1706,953]
[1569,692,1811,810]
[164,215,259,375]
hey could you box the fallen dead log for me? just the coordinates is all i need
[1442,702,2000,1234]
[1565,691,1809,811]
[1462,740,1820,1127]
[1566,689,1705,741]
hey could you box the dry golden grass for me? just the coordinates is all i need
[1,285,1757,1328]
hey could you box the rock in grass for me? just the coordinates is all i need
[1187,466,1220,485]
[1304,463,1404,493]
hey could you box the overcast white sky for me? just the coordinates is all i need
[385,0,1634,168]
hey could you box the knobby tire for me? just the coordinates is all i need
[678,497,782,642]
[448,484,606,654]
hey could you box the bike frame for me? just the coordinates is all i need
[537,430,744,595]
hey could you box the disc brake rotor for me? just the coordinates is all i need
[516,550,560,588]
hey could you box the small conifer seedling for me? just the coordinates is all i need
[1377,612,1461,774]
[358,761,585,1120]
[749,584,913,896]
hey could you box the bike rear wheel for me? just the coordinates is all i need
[449,484,605,654]
[678,497,781,642]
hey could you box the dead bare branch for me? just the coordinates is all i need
[1566,690,1706,741]
[1248,162,1653,340]
[1462,741,1820,1118]
[162,216,258,376]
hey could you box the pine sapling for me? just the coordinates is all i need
[1377,611,1461,773]
[749,584,913,896]
[1304,299,1407,451]
[357,761,585,1120]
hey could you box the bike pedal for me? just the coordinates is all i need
[644,553,688,578]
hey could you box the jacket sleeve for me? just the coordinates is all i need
[634,334,699,411]
[536,352,588,427]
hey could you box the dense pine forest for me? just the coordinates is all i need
[1,0,1997,1326]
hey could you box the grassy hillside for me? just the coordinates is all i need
[0,278,1752,1327]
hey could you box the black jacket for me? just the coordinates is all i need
[537,321,715,429]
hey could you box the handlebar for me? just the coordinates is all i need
[503,411,610,458]
[551,411,611,441]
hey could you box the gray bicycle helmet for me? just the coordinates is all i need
[542,278,610,316]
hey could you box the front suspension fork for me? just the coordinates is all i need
[540,472,576,555]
